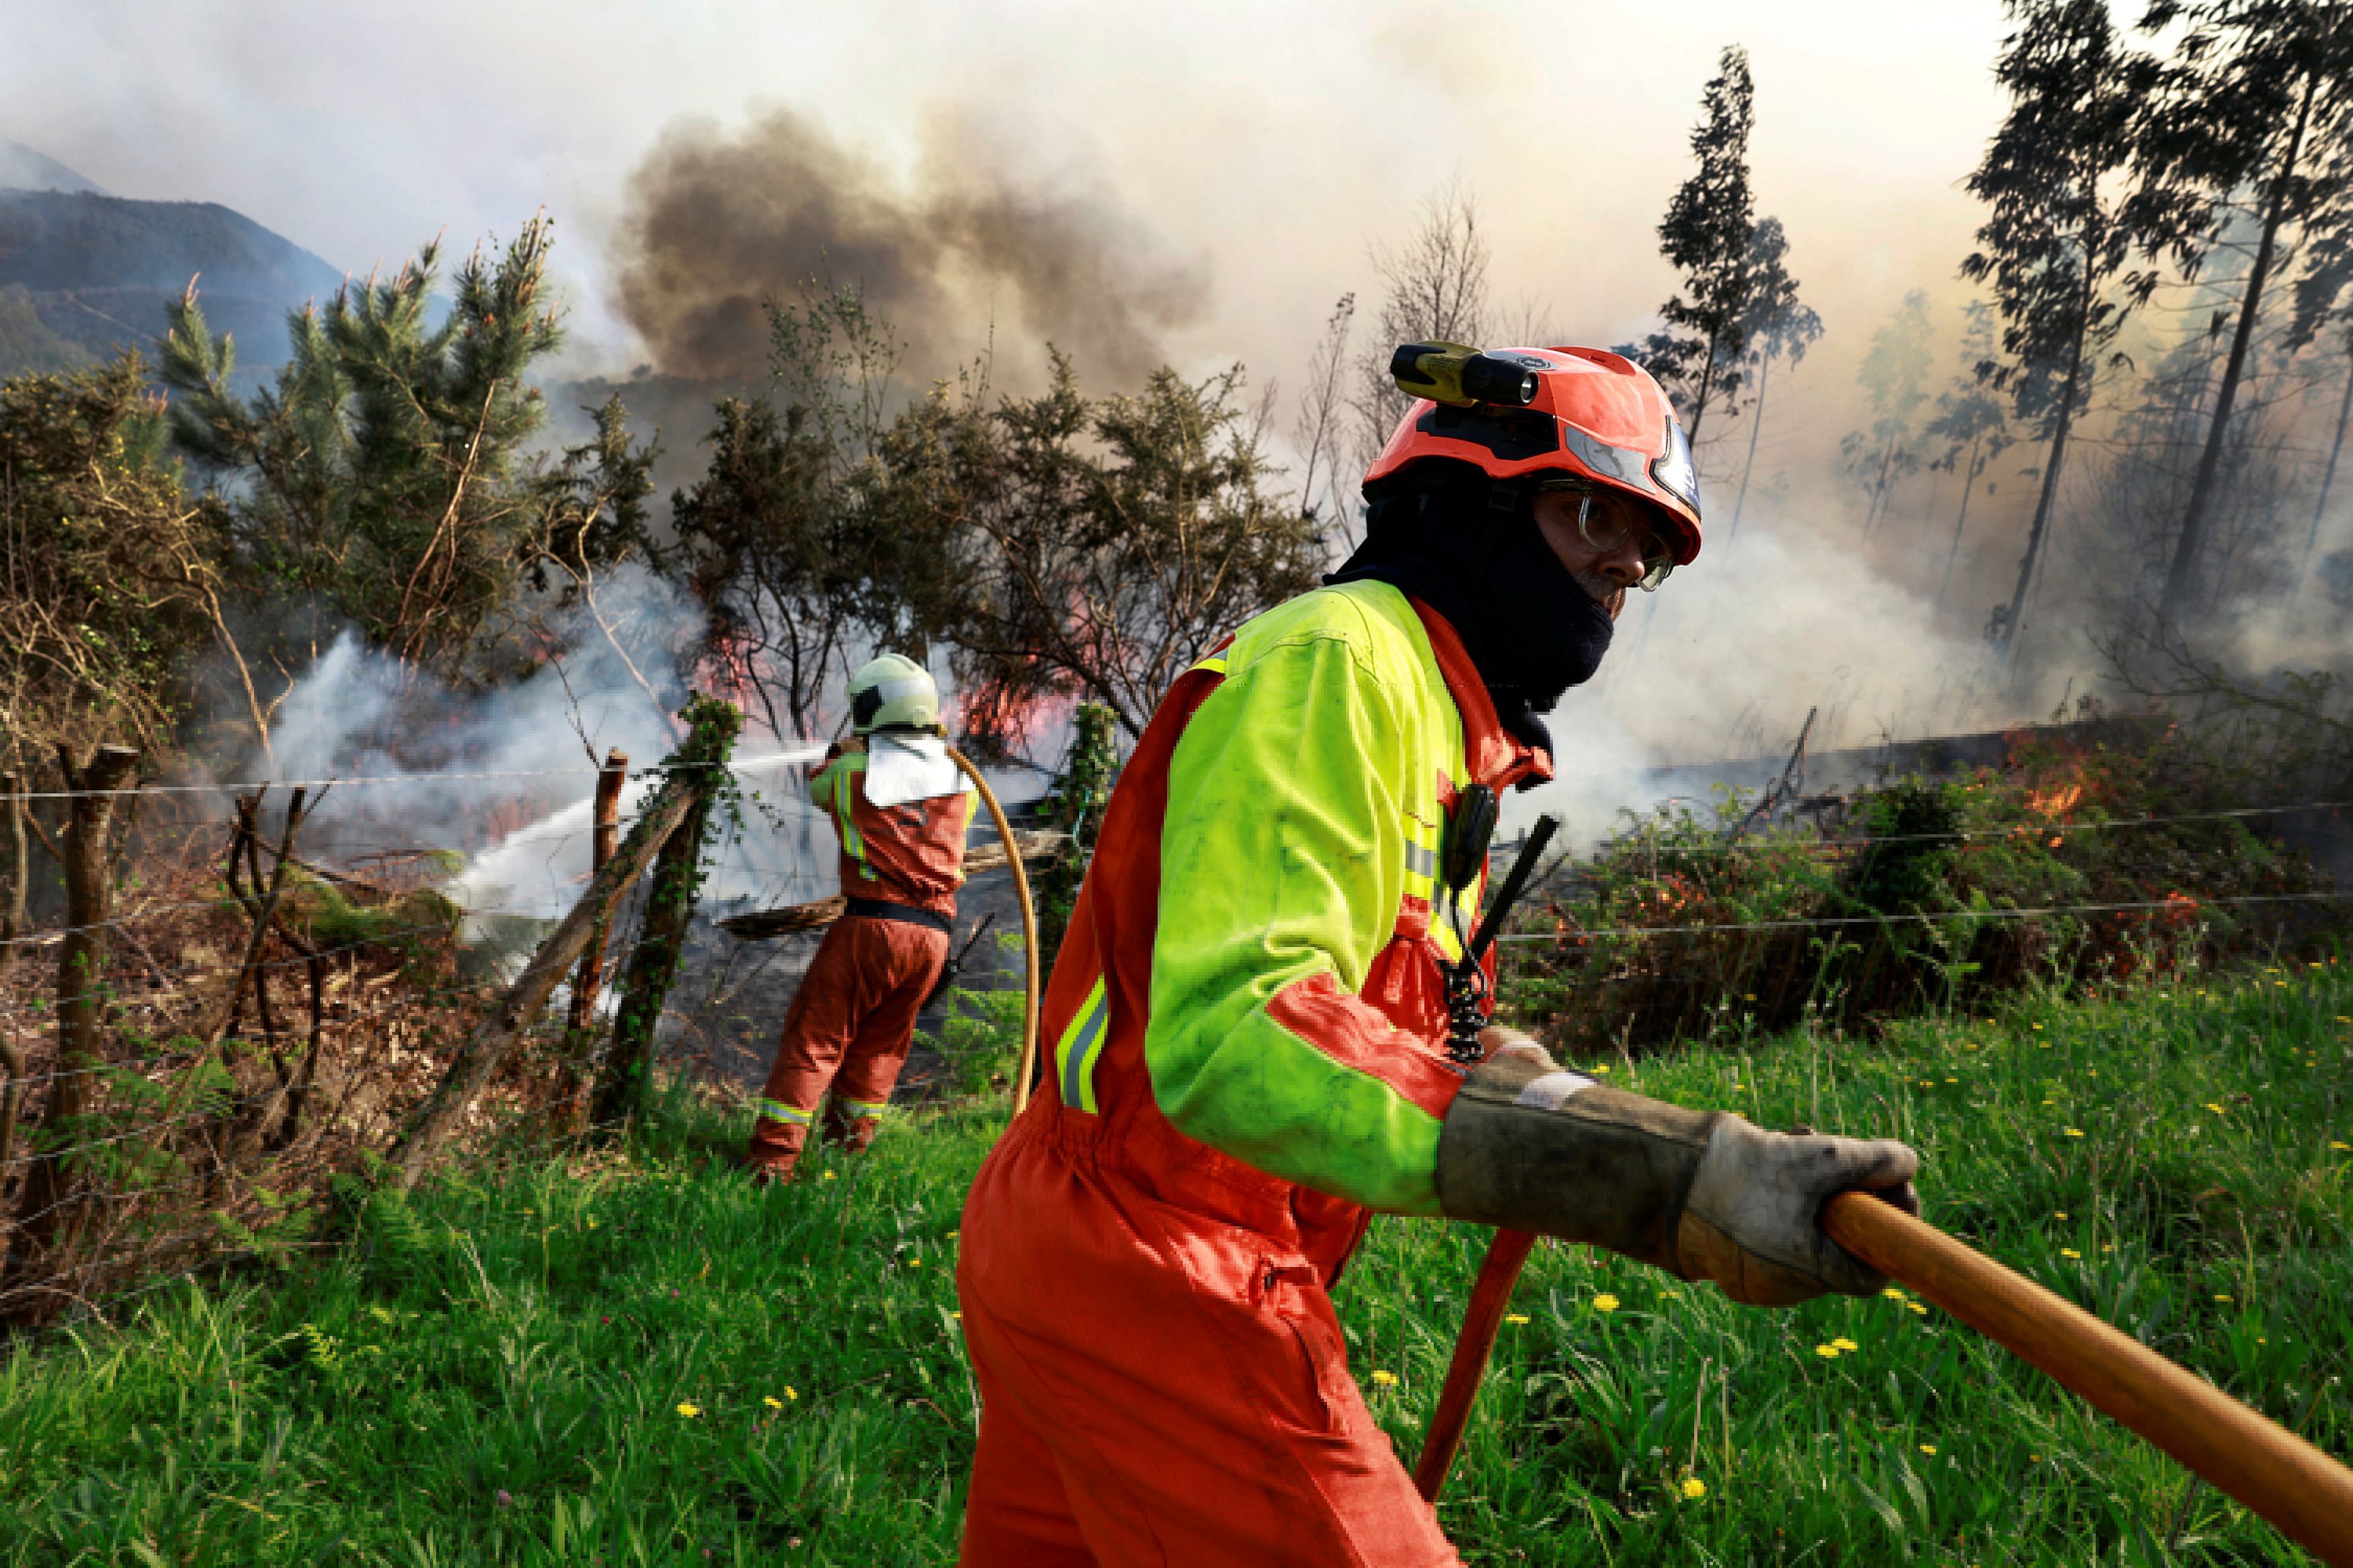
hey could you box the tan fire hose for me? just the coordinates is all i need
[1417,1198,2353,1566]
[947,747,1041,1115]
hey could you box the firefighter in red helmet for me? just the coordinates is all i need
[953,345,1919,1565]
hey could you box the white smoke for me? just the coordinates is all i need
[1515,503,2032,851]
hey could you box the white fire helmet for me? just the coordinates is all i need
[848,653,940,735]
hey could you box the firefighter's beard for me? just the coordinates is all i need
[1572,568,1630,620]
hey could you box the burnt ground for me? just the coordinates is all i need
[662,858,1035,1106]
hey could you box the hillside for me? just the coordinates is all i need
[0,185,344,378]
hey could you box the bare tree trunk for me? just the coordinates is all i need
[3,745,138,1315]
[1728,354,1771,543]
[1938,434,1986,607]
[1863,428,1898,538]
[2160,67,2317,623]
[2297,343,2353,596]
[1999,286,2092,661]
[553,747,627,1134]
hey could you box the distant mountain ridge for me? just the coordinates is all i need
[0,153,345,380]
[0,140,106,196]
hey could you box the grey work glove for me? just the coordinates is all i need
[1435,1036,1919,1306]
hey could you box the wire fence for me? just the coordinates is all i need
[0,752,735,1335]
[1,749,2346,1336]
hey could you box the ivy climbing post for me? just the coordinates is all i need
[590,696,742,1132]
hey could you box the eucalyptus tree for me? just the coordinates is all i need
[2137,0,2353,619]
[1620,46,1760,448]
[1961,0,2163,656]
[1725,217,1824,541]
[1841,290,1936,540]
[1924,300,2013,604]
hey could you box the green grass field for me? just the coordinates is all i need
[4,962,2350,1566]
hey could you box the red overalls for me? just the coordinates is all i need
[956,601,1546,1565]
[748,739,971,1176]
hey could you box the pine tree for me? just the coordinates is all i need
[1726,218,1824,542]
[2137,1,2353,620]
[1961,0,2161,657]
[159,217,587,682]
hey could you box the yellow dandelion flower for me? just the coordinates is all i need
[2331,1141,2351,1152]
[1504,1313,1531,1325]
[908,1257,923,1268]
[1833,1337,1859,1352]
[2060,1248,2081,1260]
[821,1171,838,1182]
[1591,1293,1620,1312]
[1907,1302,1929,1315]
[2031,1023,2043,1031]
[1882,1287,1907,1301]
[2055,1211,2069,1220]
[2063,1128,2085,1139]
[676,1402,701,1418]
[1814,1344,1841,1359]
[1681,1477,1708,1499]
[1369,1369,1399,1387]
[784,1387,799,1400]
[2203,1102,2227,1115]
[1593,1064,1612,1075]
[2028,1452,2042,1462]
[1918,1444,1938,1456]
[764,1396,784,1411]
[2214,1292,2233,1303]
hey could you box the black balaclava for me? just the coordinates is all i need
[1326,462,1614,759]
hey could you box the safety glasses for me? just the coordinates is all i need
[1564,488,1677,591]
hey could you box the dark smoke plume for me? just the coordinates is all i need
[613,109,1207,382]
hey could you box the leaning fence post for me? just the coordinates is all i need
[553,747,627,1134]
[591,700,740,1133]
[3,745,138,1309]
[0,775,29,1253]
[386,698,737,1190]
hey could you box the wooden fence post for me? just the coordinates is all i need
[0,775,29,1256]
[591,702,740,1132]
[553,748,627,1134]
[4,745,138,1310]
[387,700,738,1189]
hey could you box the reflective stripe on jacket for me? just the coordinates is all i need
[1034,579,1550,1236]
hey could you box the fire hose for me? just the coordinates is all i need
[945,747,1041,1116]
[1416,1200,2353,1567]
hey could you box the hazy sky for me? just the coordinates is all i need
[9,0,2063,772]
[7,1,2013,398]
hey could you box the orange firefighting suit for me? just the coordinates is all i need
[956,582,1550,1565]
[748,737,973,1176]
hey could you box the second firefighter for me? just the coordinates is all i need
[746,654,973,1179]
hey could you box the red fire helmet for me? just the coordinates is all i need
[1363,346,1703,565]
